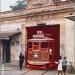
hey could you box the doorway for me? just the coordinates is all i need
[26,24,60,69]
[2,40,10,63]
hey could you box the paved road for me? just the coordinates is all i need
[0,69,57,75]
[0,64,57,75]
[0,64,75,75]
[23,70,57,75]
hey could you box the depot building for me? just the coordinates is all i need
[0,0,75,68]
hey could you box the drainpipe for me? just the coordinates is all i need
[74,21,75,68]
[20,30,23,54]
[0,0,1,63]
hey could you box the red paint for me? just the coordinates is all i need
[25,24,60,69]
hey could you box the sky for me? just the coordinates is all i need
[1,0,18,12]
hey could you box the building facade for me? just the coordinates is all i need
[0,0,75,68]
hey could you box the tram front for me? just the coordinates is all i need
[27,31,54,69]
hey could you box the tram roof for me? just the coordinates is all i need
[28,38,54,42]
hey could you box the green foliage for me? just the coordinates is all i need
[10,0,27,11]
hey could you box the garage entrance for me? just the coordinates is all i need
[26,24,60,69]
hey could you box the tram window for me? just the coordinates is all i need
[34,42,38,45]
[28,42,32,48]
[41,42,48,48]
[34,45,39,50]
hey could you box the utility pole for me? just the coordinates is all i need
[0,1,4,75]
[0,0,1,60]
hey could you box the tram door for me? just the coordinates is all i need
[26,25,60,69]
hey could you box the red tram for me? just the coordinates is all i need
[26,25,60,69]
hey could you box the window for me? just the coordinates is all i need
[41,42,48,48]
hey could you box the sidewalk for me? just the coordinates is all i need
[0,64,75,75]
[0,63,25,71]
[0,63,30,75]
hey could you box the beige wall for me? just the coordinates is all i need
[10,34,21,65]
[65,18,75,66]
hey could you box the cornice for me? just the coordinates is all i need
[0,2,74,20]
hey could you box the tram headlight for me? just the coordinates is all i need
[34,54,38,58]
[49,49,52,54]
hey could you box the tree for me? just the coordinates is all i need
[10,0,27,11]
